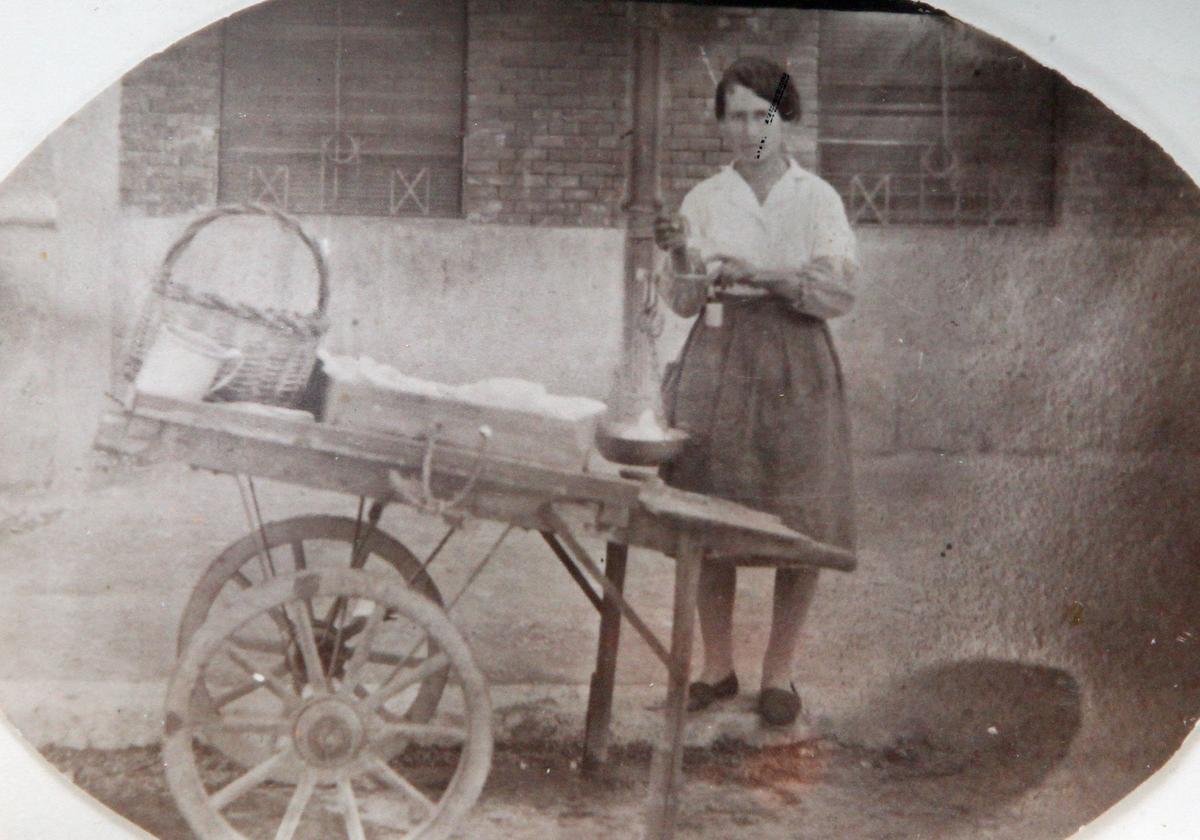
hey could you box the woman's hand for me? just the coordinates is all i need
[744,269,804,300]
[654,213,688,253]
[709,253,759,287]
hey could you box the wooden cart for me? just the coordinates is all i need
[95,394,855,840]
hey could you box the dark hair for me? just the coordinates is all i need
[714,57,801,123]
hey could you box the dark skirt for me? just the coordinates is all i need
[661,296,856,555]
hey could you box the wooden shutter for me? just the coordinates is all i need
[219,0,465,217]
[818,11,1055,225]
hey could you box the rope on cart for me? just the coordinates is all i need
[389,425,493,522]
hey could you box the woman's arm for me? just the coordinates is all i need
[755,181,859,319]
[711,253,856,320]
[753,256,857,320]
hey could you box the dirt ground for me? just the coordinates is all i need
[43,686,1092,840]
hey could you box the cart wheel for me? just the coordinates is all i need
[164,568,492,840]
[179,516,448,769]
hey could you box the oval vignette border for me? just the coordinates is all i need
[0,1,1198,838]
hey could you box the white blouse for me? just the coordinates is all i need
[661,158,859,321]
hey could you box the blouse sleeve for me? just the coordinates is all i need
[788,182,859,320]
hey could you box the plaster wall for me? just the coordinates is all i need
[0,71,1198,795]
[0,88,117,493]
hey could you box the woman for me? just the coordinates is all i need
[655,57,857,727]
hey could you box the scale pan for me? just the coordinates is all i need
[595,426,690,467]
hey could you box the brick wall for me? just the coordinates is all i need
[462,2,820,225]
[118,23,221,215]
[463,0,631,227]
[115,2,1197,228]
[117,2,823,226]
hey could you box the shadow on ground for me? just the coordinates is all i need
[831,658,1083,819]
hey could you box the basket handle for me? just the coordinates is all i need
[154,203,330,318]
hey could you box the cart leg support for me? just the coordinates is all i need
[582,541,629,774]
[643,535,702,840]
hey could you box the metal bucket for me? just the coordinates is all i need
[134,322,243,401]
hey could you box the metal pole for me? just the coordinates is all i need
[603,2,665,429]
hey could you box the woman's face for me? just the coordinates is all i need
[719,83,786,163]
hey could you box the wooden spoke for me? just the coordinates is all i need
[319,597,351,647]
[290,541,307,571]
[274,770,316,840]
[337,777,366,840]
[225,647,299,709]
[286,599,330,693]
[365,651,426,669]
[195,715,291,738]
[363,652,449,713]
[229,634,289,656]
[378,722,467,745]
[210,680,261,710]
[365,757,435,815]
[337,603,387,697]
[209,747,292,810]
[233,570,297,638]
[212,661,291,709]
[301,593,320,627]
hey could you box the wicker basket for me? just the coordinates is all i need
[120,203,330,407]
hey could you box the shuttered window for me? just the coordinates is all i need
[218,0,465,217]
[818,11,1056,226]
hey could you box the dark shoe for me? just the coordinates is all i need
[758,683,802,727]
[687,673,739,712]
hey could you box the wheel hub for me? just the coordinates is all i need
[293,698,365,768]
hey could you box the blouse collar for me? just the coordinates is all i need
[719,156,811,180]
[716,156,811,212]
